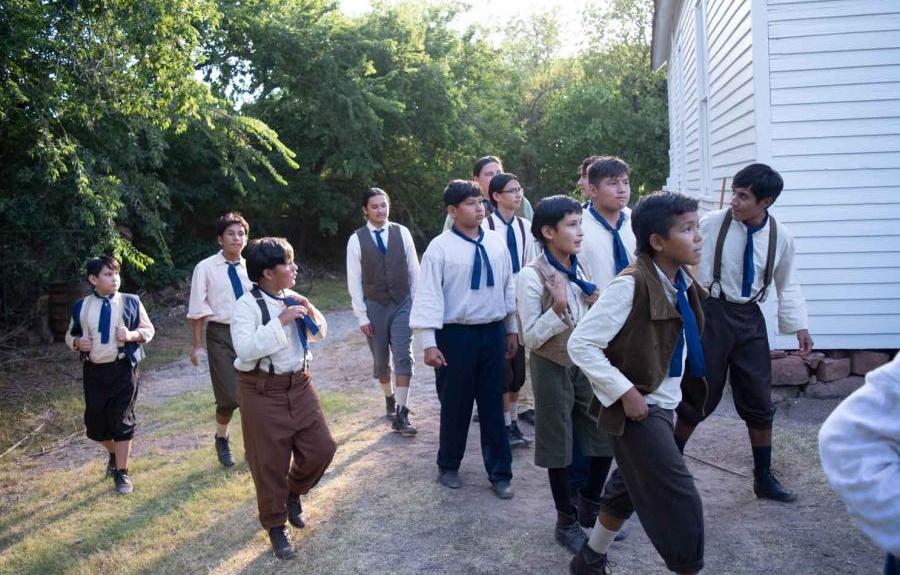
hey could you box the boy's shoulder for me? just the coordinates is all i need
[195,251,224,268]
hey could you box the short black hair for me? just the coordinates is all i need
[587,156,630,188]
[531,195,583,244]
[85,255,120,279]
[631,191,699,255]
[488,173,519,207]
[361,187,389,208]
[733,163,783,203]
[580,155,602,176]
[216,211,249,237]
[443,180,482,207]
[246,237,294,282]
[473,155,502,178]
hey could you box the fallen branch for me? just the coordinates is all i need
[684,452,750,478]
[28,428,84,457]
[0,421,47,459]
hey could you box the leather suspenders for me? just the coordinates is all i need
[710,209,777,303]
[487,214,528,268]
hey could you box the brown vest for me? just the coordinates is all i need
[356,223,411,305]
[589,253,709,436]
[525,254,577,367]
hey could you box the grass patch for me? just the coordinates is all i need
[301,273,350,313]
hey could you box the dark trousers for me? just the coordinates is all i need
[600,405,704,573]
[83,358,139,442]
[677,296,775,430]
[434,322,512,483]
[239,369,337,529]
[886,554,899,575]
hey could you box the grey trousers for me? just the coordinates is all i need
[207,321,240,416]
[365,296,414,378]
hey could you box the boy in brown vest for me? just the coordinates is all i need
[568,192,708,575]
[517,195,614,553]
[346,188,419,434]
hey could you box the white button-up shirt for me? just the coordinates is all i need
[187,251,252,324]
[579,206,637,292]
[65,292,155,364]
[482,211,539,273]
[516,256,592,352]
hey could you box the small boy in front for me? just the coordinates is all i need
[568,192,707,574]
[230,238,336,560]
[66,255,155,495]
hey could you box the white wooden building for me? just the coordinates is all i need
[652,0,900,350]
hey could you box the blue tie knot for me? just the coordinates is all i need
[451,226,495,290]
[374,228,387,255]
[226,261,244,300]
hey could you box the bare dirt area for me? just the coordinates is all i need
[0,308,884,574]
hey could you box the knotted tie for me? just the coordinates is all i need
[544,251,596,296]
[741,213,769,298]
[226,261,244,300]
[451,226,495,290]
[669,270,705,378]
[589,205,630,274]
[96,293,111,344]
[494,212,521,273]
[374,228,387,255]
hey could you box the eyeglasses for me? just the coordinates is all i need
[501,187,525,196]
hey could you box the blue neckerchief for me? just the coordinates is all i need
[94,291,112,344]
[494,211,521,274]
[226,261,244,300]
[256,286,320,352]
[588,204,630,274]
[451,226,495,290]
[741,212,769,297]
[374,228,388,255]
[668,269,705,378]
[544,251,596,296]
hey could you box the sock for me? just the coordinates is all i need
[587,518,618,555]
[675,435,687,454]
[504,411,512,426]
[216,423,229,438]
[395,386,409,408]
[380,381,393,397]
[548,468,576,516]
[509,398,518,418]
[752,445,772,478]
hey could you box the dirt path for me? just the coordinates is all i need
[2,309,885,574]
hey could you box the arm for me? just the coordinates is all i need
[126,302,155,344]
[64,314,89,353]
[773,231,812,351]
[288,291,328,342]
[190,318,204,366]
[409,245,445,352]
[402,226,420,300]
[516,267,571,351]
[345,234,370,328]
[230,297,289,364]
[186,263,214,320]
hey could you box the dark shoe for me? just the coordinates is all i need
[577,491,602,530]
[753,470,797,502]
[385,395,396,419]
[507,425,527,449]
[215,435,235,467]
[517,408,535,426]
[510,421,532,446]
[555,511,587,553]
[112,469,133,494]
[491,480,514,500]
[438,468,462,489]
[391,406,418,436]
[105,452,116,478]
[287,493,305,528]
[268,525,297,560]
[569,543,613,575]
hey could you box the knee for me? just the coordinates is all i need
[216,404,237,418]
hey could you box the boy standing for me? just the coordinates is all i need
[66,255,155,494]
[483,173,535,448]
[517,195,615,553]
[674,163,813,503]
[443,156,535,232]
[568,192,707,574]
[187,212,252,466]
[346,187,419,434]
[411,180,517,499]
[231,238,336,560]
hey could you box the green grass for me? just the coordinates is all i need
[303,273,350,312]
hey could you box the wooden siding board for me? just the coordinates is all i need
[768,0,900,22]
[770,48,900,71]
[770,65,900,89]
[770,118,900,139]
[769,13,900,37]
[771,100,900,122]
[772,134,900,155]
[771,82,900,105]
[770,30,900,54]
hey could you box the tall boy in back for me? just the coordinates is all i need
[411,180,517,499]
[346,187,419,434]
[186,212,252,467]
[674,163,813,503]
[66,255,155,494]
[568,192,707,574]
[230,238,336,560]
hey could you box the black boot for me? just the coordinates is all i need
[215,435,235,467]
[287,493,305,528]
[105,452,116,478]
[569,543,613,575]
[507,425,527,449]
[576,490,602,531]
[555,511,587,554]
[754,469,797,502]
[112,468,133,494]
[510,421,531,446]
[268,525,297,560]
[391,405,418,436]
[385,395,396,420]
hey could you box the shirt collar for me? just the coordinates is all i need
[367,221,390,233]
[652,262,693,297]
[215,250,244,266]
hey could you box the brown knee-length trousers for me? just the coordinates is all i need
[239,368,337,529]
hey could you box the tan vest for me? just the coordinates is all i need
[589,253,709,436]
[525,254,577,368]
[356,223,411,305]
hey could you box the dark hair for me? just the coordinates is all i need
[587,156,630,188]
[361,187,389,208]
[631,191,699,255]
[732,163,783,203]
[472,155,502,178]
[531,195,583,244]
[246,237,295,282]
[487,173,519,207]
[85,255,120,278]
[580,155,602,176]
[216,211,250,237]
[443,179,482,207]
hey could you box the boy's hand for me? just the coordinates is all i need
[547,272,568,314]
[360,324,374,338]
[75,337,91,352]
[424,346,447,367]
[620,387,648,421]
[116,326,128,343]
[505,333,518,359]
[279,305,308,326]
[190,345,203,367]
[796,329,814,356]
[583,289,600,306]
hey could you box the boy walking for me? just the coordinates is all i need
[187,212,252,466]
[674,163,813,503]
[517,195,615,553]
[411,180,517,499]
[231,238,337,560]
[568,192,707,574]
[66,255,155,494]
[346,187,419,434]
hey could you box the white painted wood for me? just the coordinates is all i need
[772,134,900,156]
[769,13,900,37]
[768,0,899,20]
[769,117,900,138]
[770,65,900,89]
[771,30,900,54]
[808,300,900,315]
[771,83,900,106]
[770,48,900,71]
[793,236,900,254]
